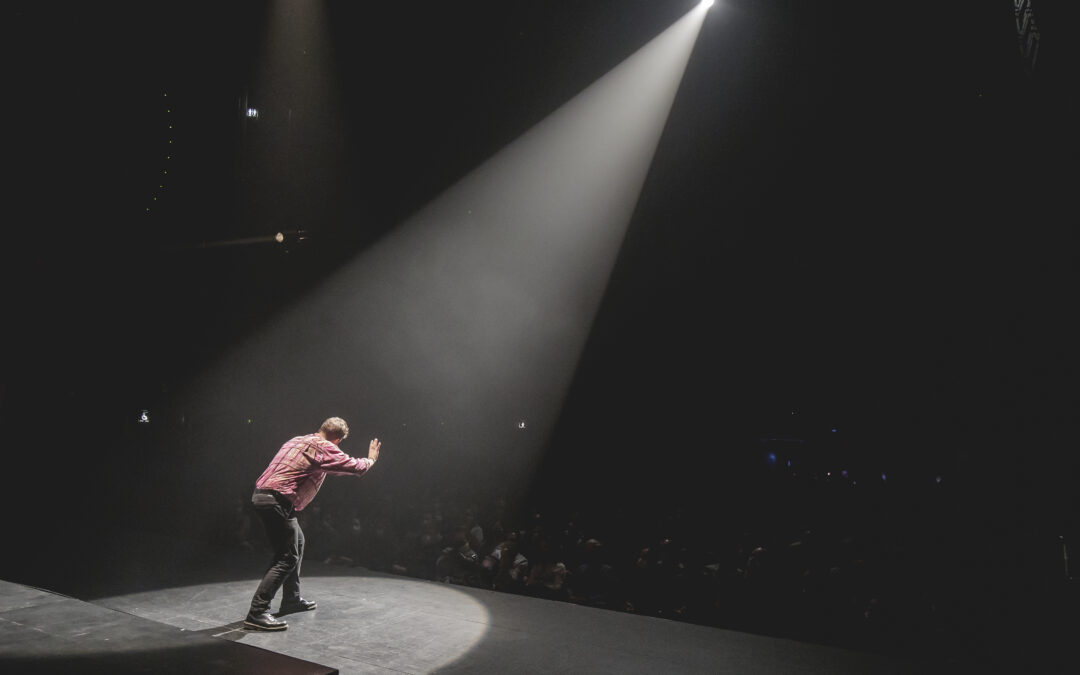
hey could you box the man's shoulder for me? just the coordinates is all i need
[280,434,322,451]
[306,435,341,452]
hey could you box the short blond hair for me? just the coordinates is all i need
[319,417,349,441]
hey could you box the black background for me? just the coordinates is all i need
[3,1,1077,641]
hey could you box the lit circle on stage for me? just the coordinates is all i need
[96,570,490,670]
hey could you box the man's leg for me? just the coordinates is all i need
[247,494,301,624]
[278,522,319,613]
[281,519,305,603]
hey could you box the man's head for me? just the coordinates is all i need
[319,417,349,444]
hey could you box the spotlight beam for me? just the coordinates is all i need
[180,6,711,487]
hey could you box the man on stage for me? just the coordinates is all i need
[245,417,381,631]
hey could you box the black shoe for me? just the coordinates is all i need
[244,611,288,631]
[278,598,317,615]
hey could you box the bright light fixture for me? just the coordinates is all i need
[702,0,715,8]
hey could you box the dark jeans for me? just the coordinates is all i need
[248,490,305,615]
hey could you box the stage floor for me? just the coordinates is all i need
[0,579,334,674]
[2,529,975,674]
[92,563,957,675]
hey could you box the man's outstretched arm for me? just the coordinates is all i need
[319,438,381,475]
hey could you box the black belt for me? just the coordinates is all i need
[253,488,295,516]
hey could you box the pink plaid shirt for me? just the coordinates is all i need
[255,434,374,511]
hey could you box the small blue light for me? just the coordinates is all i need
[881,473,887,482]
[766,452,777,466]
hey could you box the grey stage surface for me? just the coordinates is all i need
[0,579,334,674]
[1,529,968,674]
[93,563,956,675]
